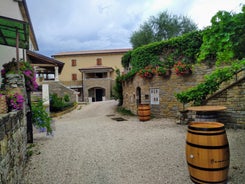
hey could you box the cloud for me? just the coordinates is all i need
[188,0,244,29]
[26,0,244,56]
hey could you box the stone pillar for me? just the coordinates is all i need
[42,84,50,114]
[55,66,59,81]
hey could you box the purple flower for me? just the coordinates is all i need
[1,69,6,77]
[8,93,24,110]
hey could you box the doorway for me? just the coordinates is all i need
[136,87,141,105]
[96,88,105,101]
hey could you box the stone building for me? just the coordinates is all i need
[122,64,245,126]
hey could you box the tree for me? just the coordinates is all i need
[197,5,245,64]
[130,11,198,48]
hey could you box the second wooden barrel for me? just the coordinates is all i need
[138,104,150,121]
[186,122,230,184]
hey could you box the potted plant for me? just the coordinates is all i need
[138,66,155,79]
[156,66,171,77]
[173,61,192,76]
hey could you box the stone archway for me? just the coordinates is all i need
[88,87,105,102]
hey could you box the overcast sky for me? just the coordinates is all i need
[26,0,244,57]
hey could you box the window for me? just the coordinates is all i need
[72,73,77,80]
[96,58,102,65]
[71,59,77,66]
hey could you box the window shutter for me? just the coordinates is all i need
[72,74,77,80]
[96,58,102,65]
[71,59,77,66]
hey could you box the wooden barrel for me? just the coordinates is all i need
[186,122,230,184]
[138,104,150,121]
[195,112,217,122]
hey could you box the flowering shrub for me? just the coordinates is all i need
[138,66,171,79]
[32,100,52,134]
[8,93,24,111]
[2,60,38,91]
[173,61,192,76]
[138,66,155,79]
[1,69,6,78]
[21,62,38,91]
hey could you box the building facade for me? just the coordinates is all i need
[0,0,38,66]
[53,48,131,102]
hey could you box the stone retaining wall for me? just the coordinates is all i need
[122,64,244,126]
[0,74,27,184]
[43,81,78,103]
[206,77,245,127]
[0,111,27,184]
[122,64,212,118]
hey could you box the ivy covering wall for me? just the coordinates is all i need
[115,5,245,105]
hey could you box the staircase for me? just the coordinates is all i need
[205,68,245,128]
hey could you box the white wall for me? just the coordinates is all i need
[0,0,25,84]
[0,0,25,65]
[0,0,23,20]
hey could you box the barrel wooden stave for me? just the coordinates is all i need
[138,104,150,121]
[186,122,230,184]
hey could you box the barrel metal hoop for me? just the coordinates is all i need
[188,126,224,132]
[190,175,228,184]
[187,130,226,136]
[186,141,229,149]
[187,162,229,171]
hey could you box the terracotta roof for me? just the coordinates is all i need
[27,50,64,73]
[52,48,131,57]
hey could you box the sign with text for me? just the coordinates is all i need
[150,88,159,105]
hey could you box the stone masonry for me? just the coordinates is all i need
[43,81,78,103]
[0,111,27,184]
[122,64,244,126]
[206,77,245,127]
[0,74,27,184]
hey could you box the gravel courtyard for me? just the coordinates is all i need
[24,100,245,184]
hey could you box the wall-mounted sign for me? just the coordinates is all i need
[150,88,159,105]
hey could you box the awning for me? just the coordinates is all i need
[0,16,29,49]
[79,66,114,73]
[27,50,64,74]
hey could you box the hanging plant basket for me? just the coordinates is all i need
[174,61,192,77]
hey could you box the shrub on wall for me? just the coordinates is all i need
[175,59,245,106]
[121,50,132,68]
[2,59,38,92]
[129,30,202,70]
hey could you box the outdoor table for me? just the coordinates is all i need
[187,105,227,122]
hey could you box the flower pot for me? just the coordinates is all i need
[162,69,172,78]
[177,69,192,76]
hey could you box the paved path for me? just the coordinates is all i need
[24,100,245,184]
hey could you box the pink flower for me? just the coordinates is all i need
[8,93,24,110]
